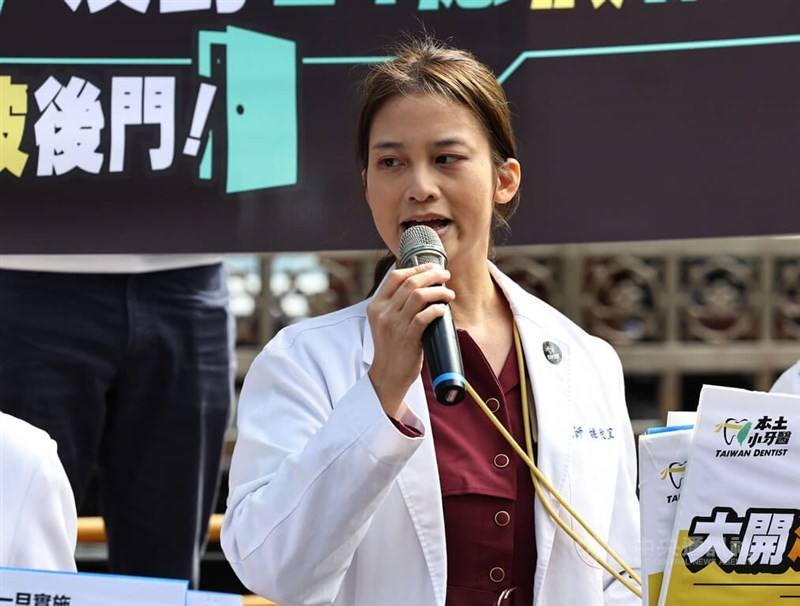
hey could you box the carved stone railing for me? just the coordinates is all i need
[226,237,800,433]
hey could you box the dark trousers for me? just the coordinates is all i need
[0,264,233,585]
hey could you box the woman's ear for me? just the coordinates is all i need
[361,168,369,198]
[494,158,521,205]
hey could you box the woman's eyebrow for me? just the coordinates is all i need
[370,138,472,150]
[371,141,404,150]
[434,137,469,148]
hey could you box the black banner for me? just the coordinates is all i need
[0,0,798,253]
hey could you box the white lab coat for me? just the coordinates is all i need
[0,412,77,571]
[222,264,640,606]
[771,361,800,395]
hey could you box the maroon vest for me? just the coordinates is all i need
[423,330,536,606]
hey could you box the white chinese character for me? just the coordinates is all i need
[64,0,150,13]
[737,512,793,567]
[66,0,243,12]
[110,76,175,172]
[143,77,175,170]
[159,0,245,12]
[685,510,743,565]
[214,0,245,11]
[159,0,210,11]
[34,76,105,176]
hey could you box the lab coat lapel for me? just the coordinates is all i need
[517,315,573,603]
[490,265,574,604]
[361,313,447,606]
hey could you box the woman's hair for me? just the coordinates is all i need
[358,35,520,292]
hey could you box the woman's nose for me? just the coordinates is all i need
[407,166,439,203]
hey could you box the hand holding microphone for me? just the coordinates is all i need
[367,225,466,419]
[398,226,466,405]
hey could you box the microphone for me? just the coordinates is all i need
[399,225,466,405]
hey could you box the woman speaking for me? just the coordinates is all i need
[221,37,640,606]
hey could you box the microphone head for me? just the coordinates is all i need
[399,225,447,269]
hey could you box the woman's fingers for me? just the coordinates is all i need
[377,264,450,302]
[407,303,448,340]
[366,264,455,415]
[393,267,449,309]
[399,285,455,321]
[370,264,453,334]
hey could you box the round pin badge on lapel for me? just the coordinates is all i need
[542,341,562,365]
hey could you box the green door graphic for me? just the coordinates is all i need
[198,26,297,194]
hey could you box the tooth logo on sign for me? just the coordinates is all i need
[659,460,687,490]
[714,418,752,446]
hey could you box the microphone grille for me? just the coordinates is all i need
[399,225,447,269]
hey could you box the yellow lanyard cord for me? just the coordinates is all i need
[463,325,642,599]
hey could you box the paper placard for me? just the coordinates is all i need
[639,427,693,605]
[0,567,187,606]
[666,411,697,427]
[658,386,800,606]
[186,590,241,606]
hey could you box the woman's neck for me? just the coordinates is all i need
[447,258,506,331]
[447,257,515,376]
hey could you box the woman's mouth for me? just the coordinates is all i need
[401,218,452,234]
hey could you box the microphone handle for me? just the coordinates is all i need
[423,303,466,405]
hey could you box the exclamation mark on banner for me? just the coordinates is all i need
[183,83,217,157]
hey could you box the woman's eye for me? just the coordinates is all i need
[379,158,400,168]
[436,155,459,165]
